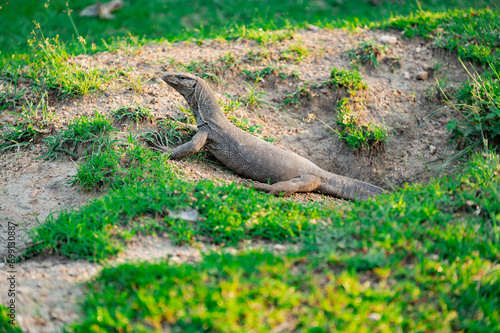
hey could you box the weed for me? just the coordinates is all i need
[325,68,367,90]
[282,82,312,106]
[122,72,151,93]
[241,64,279,82]
[246,48,271,62]
[348,39,387,68]
[72,136,177,191]
[281,40,310,62]
[219,97,243,113]
[448,63,500,148]
[143,119,195,151]
[40,111,115,160]
[241,28,294,45]
[334,98,388,150]
[185,60,221,82]
[0,95,55,152]
[240,82,267,108]
[26,28,114,97]
[278,69,300,80]
[0,74,26,112]
[185,53,240,83]
[111,105,154,123]
[383,8,500,65]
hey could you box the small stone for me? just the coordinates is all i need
[368,313,382,321]
[415,47,422,52]
[29,189,39,198]
[169,208,199,222]
[273,244,286,252]
[403,72,410,80]
[377,35,398,45]
[416,71,429,80]
[429,145,436,154]
[307,24,320,31]
[25,163,40,173]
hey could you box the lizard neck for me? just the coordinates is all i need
[187,78,231,128]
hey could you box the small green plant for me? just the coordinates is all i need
[26,27,114,97]
[246,48,272,62]
[241,28,294,45]
[40,111,115,160]
[282,82,312,106]
[219,52,240,68]
[348,39,387,68]
[0,95,55,152]
[72,135,177,191]
[122,72,151,93]
[111,105,154,123]
[185,53,240,83]
[281,40,310,62]
[240,82,267,108]
[219,97,242,113]
[143,119,195,151]
[0,74,26,112]
[278,69,300,80]
[334,98,388,150]
[448,64,500,148]
[325,68,368,90]
[241,64,279,82]
[185,60,221,82]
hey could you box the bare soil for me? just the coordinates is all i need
[0,27,469,332]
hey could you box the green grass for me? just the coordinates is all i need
[28,174,324,260]
[325,68,367,90]
[5,4,500,332]
[111,104,154,123]
[335,98,388,150]
[382,8,500,65]
[0,305,21,333]
[381,8,500,150]
[58,152,500,331]
[0,0,497,58]
[282,82,312,106]
[0,94,55,152]
[40,111,115,160]
[348,39,388,68]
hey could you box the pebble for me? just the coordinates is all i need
[25,163,40,174]
[429,145,436,154]
[273,244,286,252]
[403,72,410,79]
[377,35,398,45]
[307,24,320,31]
[416,71,429,80]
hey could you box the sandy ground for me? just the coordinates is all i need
[0,27,471,332]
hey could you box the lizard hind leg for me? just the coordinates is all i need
[252,175,321,196]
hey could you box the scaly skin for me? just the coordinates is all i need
[161,72,384,200]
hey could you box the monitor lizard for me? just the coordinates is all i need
[160,72,384,201]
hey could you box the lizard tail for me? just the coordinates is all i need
[317,173,385,201]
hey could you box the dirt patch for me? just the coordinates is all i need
[0,27,470,331]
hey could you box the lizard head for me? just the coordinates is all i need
[161,72,198,99]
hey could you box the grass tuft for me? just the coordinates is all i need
[40,111,115,160]
[348,39,387,68]
[0,95,55,152]
[334,98,388,150]
[111,104,154,123]
[325,68,368,90]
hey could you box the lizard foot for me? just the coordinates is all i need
[252,175,321,196]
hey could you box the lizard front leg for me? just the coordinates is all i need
[253,175,321,196]
[169,131,208,159]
